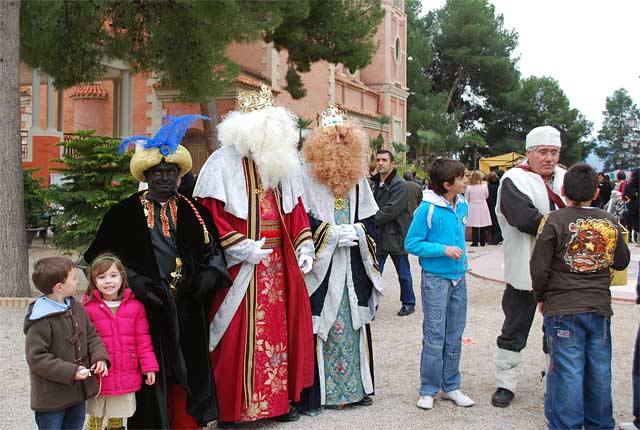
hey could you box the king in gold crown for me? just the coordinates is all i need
[321,105,347,128]
[238,85,276,112]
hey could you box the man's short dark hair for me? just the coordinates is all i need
[32,256,75,295]
[563,163,598,203]
[403,171,413,181]
[428,159,466,196]
[376,149,394,162]
[617,171,626,181]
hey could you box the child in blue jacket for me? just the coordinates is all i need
[405,159,473,411]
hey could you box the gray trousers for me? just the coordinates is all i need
[495,284,547,392]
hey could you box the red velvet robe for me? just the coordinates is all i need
[198,161,314,422]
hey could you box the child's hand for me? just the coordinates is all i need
[145,372,156,385]
[74,366,90,380]
[444,246,463,260]
[91,360,108,377]
[537,302,544,314]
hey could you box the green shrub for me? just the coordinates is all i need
[45,131,137,255]
[23,168,47,228]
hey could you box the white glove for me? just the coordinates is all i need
[246,238,273,264]
[337,224,358,247]
[298,254,313,274]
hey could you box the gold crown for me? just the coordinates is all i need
[238,85,276,112]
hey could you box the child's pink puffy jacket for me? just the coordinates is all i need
[83,288,159,395]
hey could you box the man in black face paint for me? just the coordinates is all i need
[85,116,230,429]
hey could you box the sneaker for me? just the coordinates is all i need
[442,390,474,407]
[491,387,514,408]
[619,423,640,430]
[417,395,434,410]
[397,305,415,316]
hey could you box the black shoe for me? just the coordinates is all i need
[470,243,478,247]
[274,406,300,422]
[491,388,514,408]
[354,395,373,406]
[216,422,237,429]
[397,305,415,316]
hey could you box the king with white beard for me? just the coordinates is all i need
[193,86,315,425]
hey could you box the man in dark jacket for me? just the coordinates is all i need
[85,115,230,429]
[372,150,415,316]
[404,170,424,215]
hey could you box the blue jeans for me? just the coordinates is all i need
[544,313,614,430]
[418,272,467,396]
[35,401,85,430]
[377,253,415,306]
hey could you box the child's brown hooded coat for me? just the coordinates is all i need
[24,297,109,412]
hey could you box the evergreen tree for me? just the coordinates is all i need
[484,76,593,166]
[44,131,137,256]
[407,0,520,166]
[595,88,640,171]
[429,0,519,127]
[266,0,384,98]
[21,0,384,102]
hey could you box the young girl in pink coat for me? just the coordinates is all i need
[83,254,159,430]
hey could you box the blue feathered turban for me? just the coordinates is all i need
[118,114,208,182]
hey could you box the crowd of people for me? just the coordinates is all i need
[22,88,639,430]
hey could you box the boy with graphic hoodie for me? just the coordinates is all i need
[24,257,108,430]
[531,163,630,430]
[405,159,473,410]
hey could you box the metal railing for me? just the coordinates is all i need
[21,130,28,159]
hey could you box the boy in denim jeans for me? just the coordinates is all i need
[405,159,473,410]
[531,163,630,430]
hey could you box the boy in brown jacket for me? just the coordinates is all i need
[24,257,109,430]
[530,163,630,430]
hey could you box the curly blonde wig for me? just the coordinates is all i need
[303,121,370,195]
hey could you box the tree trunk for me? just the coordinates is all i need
[0,0,31,297]
[446,65,464,113]
[200,100,220,154]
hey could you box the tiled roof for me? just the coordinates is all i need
[334,102,380,119]
[71,83,107,99]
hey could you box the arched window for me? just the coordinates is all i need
[181,128,208,175]
[395,37,401,61]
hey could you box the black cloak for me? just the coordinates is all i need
[85,192,230,429]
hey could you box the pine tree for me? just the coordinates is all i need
[484,76,593,166]
[44,131,137,256]
[596,88,640,171]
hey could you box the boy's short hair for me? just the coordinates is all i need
[376,149,395,162]
[428,159,466,195]
[563,163,598,203]
[32,257,75,295]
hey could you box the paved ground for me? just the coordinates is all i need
[0,240,638,429]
